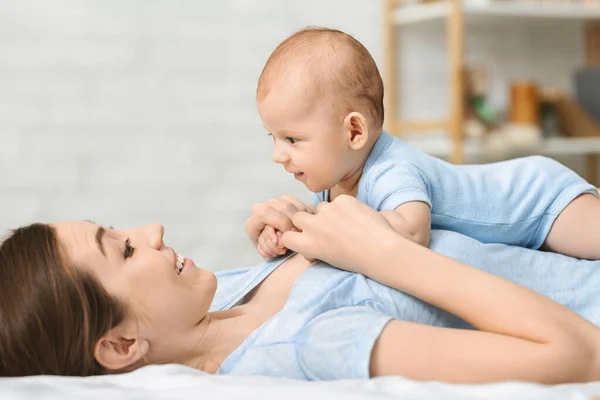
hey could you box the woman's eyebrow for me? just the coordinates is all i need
[95,226,107,258]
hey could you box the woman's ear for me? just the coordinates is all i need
[94,327,149,372]
[342,112,369,150]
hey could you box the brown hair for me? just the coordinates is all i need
[0,223,127,376]
[257,27,385,131]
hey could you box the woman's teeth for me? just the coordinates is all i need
[176,253,185,275]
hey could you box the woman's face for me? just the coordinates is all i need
[53,221,217,368]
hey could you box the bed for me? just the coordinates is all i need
[2,364,600,400]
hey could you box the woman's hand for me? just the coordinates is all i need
[282,195,402,273]
[245,196,314,260]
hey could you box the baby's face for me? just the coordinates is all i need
[257,87,353,193]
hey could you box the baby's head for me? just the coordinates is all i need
[256,27,384,193]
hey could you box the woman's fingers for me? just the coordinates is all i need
[281,195,313,214]
[280,228,308,255]
[266,198,303,221]
[282,210,320,257]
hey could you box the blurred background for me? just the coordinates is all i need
[0,0,599,271]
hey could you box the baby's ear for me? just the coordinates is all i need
[343,112,369,150]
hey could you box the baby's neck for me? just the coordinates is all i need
[330,167,362,200]
[330,136,379,200]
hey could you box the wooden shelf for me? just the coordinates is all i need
[393,1,600,25]
[405,135,600,160]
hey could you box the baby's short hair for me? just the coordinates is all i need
[257,27,384,131]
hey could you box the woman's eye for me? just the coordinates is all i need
[286,137,297,144]
[124,238,135,259]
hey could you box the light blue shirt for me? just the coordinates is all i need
[212,230,600,381]
[313,131,597,249]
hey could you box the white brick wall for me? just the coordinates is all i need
[0,0,589,270]
[0,0,382,270]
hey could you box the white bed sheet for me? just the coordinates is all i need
[2,365,600,400]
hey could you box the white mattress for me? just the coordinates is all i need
[2,364,600,400]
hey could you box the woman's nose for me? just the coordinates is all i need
[144,223,165,249]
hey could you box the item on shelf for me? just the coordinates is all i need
[464,118,488,141]
[481,0,600,4]
[554,92,600,137]
[574,67,600,124]
[463,66,500,140]
[539,87,563,138]
[464,0,492,5]
[508,81,540,127]
[481,78,544,158]
[465,67,500,125]
[484,124,542,161]
[585,22,600,66]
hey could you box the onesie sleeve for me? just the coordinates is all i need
[296,306,392,380]
[364,162,431,211]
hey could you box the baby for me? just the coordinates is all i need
[253,27,600,260]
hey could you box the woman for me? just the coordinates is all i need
[0,195,599,383]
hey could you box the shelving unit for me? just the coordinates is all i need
[406,135,600,159]
[392,1,600,25]
[383,0,600,183]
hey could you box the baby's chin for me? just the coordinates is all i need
[303,181,331,194]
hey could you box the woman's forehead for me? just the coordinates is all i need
[53,220,98,240]
[52,221,105,264]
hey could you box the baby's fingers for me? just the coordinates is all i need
[259,228,286,258]
[264,226,283,249]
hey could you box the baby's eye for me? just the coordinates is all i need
[267,132,274,141]
[286,137,297,144]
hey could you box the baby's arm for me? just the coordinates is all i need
[388,201,431,247]
[367,161,432,247]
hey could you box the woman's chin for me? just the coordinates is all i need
[192,269,218,307]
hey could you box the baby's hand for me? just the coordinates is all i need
[257,225,287,260]
[246,195,313,260]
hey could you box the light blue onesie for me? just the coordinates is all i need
[313,131,598,249]
[212,230,600,381]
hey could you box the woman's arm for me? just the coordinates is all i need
[282,195,600,384]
